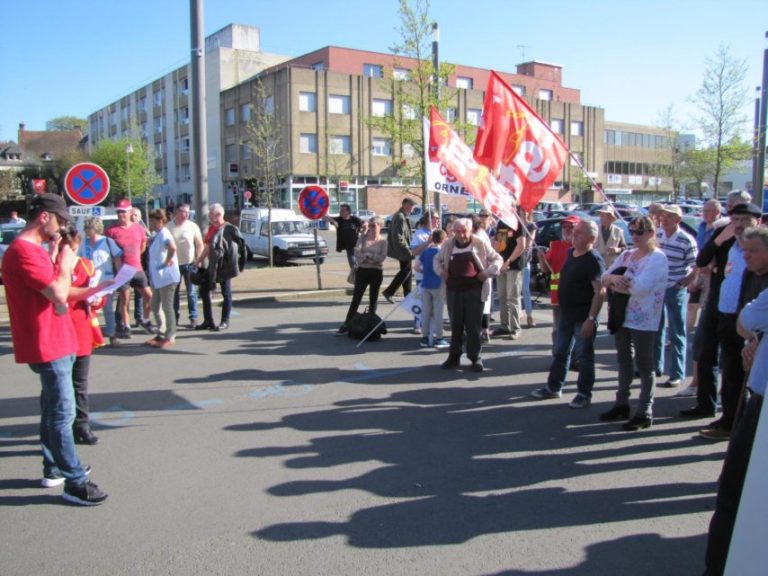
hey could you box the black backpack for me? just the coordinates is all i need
[606,266,630,334]
[347,309,387,341]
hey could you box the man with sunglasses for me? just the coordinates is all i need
[2,193,108,505]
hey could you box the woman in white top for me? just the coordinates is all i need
[146,209,180,348]
[600,215,668,431]
[80,217,123,346]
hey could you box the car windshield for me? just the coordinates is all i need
[1,228,22,244]
[264,221,309,235]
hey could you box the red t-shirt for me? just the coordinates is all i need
[2,239,77,364]
[70,258,97,357]
[106,223,146,268]
[204,223,223,245]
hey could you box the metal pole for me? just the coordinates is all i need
[754,86,761,196]
[430,22,440,217]
[126,148,131,202]
[755,31,768,211]
[190,0,209,227]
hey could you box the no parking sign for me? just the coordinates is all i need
[64,162,110,206]
[297,185,329,220]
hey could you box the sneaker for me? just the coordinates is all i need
[412,320,421,335]
[481,332,490,343]
[441,356,460,370]
[569,394,591,409]
[530,386,562,399]
[42,464,92,488]
[509,331,521,340]
[623,414,653,431]
[61,480,108,506]
[419,337,430,348]
[599,404,631,421]
[470,359,484,373]
[433,338,450,349]
[674,384,697,397]
[699,427,731,441]
[661,379,682,388]
[139,320,154,334]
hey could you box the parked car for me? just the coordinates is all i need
[0,223,25,284]
[239,208,328,265]
[353,209,376,220]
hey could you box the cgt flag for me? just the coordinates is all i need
[429,106,518,230]
[474,71,568,212]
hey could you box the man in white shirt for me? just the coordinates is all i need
[167,204,203,328]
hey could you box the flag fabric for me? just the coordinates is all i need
[32,179,47,194]
[423,116,470,198]
[400,288,422,323]
[474,71,568,212]
[428,106,518,230]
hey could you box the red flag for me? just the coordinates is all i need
[474,71,568,211]
[32,179,47,194]
[429,106,518,230]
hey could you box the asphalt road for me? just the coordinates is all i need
[0,290,726,576]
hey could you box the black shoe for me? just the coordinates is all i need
[491,328,512,337]
[470,360,484,373]
[336,324,349,335]
[139,320,154,334]
[73,428,99,445]
[680,406,717,419]
[116,326,132,339]
[62,480,108,506]
[599,404,631,421]
[622,414,653,431]
[382,293,395,304]
[441,356,460,370]
[195,322,214,331]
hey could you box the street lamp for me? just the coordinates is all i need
[125,143,134,201]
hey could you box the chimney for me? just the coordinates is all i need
[18,122,26,148]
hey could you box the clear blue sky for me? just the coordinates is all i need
[1,0,765,143]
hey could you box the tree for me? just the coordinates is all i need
[692,45,749,194]
[656,105,685,196]
[89,138,160,209]
[245,77,287,267]
[46,116,88,133]
[368,0,455,208]
[678,147,717,196]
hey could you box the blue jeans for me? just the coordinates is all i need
[201,278,232,325]
[174,263,199,322]
[546,314,596,397]
[30,354,88,485]
[654,286,688,381]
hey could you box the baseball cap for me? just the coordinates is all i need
[562,215,581,225]
[658,204,683,218]
[30,193,70,223]
[116,198,132,211]
[728,203,762,217]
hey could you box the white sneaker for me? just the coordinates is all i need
[674,384,698,398]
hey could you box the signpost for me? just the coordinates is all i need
[297,185,330,290]
[64,162,110,206]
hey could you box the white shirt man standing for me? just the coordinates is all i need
[167,204,203,328]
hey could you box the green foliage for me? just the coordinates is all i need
[89,138,160,206]
[46,116,88,134]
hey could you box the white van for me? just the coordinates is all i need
[239,208,329,265]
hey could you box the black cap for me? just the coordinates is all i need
[30,193,70,222]
[728,203,762,217]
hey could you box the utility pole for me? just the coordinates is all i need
[431,22,440,218]
[755,31,767,210]
[190,0,209,227]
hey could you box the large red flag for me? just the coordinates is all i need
[474,71,568,211]
[429,106,518,230]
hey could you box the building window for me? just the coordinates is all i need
[240,104,251,122]
[550,119,564,134]
[403,143,415,158]
[512,85,525,96]
[538,89,553,101]
[372,98,393,117]
[264,95,274,115]
[225,144,237,163]
[110,111,118,126]
[311,62,326,71]
[329,135,351,154]
[299,92,316,112]
[154,118,163,134]
[300,133,317,154]
[456,76,474,90]
[570,151,582,166]
[180,165,191,181]
[154,90,164,107]
[393,67,410,80]
[154,142,163,157]
[141,122,148,139]
[179,137,190,153]
[225,108,235,126]
[372,138,391,156]
[363,63,384,78]
[138,97,147,112]
[570,121,584,136]
[180,107,190,125]
[402,103,416,120]
[466,108,482,126]
[241,143,252,160]
[607,174,622,184]
[445,108,457,122]
[328,94,350,115]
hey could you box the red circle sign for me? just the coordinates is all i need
[297,185,329,220]
[64,162,111,206]
[244,190,253,200]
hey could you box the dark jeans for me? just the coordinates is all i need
[448,287,483,362]
[546,314,596,397]
[717,313,746,431]
[694,298,720,413]
[704,393,763,576]
[72,355,91,430]
[200,278,232,325]
[614,328,657,416]
[174,263,199,323]
[345,267,383,324]
[383,259,412,298]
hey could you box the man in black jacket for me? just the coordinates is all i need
[382,197,416,303]
[324,204,363,269]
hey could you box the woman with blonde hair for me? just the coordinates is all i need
[600,215,668,431]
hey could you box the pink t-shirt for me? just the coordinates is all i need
[2,240,77,364]
[106,224,146,268]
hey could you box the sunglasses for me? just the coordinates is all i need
[628,228,647,236]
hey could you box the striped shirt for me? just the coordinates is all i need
[656,227,697,288]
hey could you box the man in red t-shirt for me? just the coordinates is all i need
[106,198,153,338]
[539,215,579,345]
[2,193,108,506]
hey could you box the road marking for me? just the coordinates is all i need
[250,381,314,399]
[91,405,135,426]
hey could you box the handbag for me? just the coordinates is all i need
[606,266,629,334]
[190,265,208,286]
[346,267,357,285]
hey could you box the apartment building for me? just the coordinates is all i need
[88,22,675,212]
